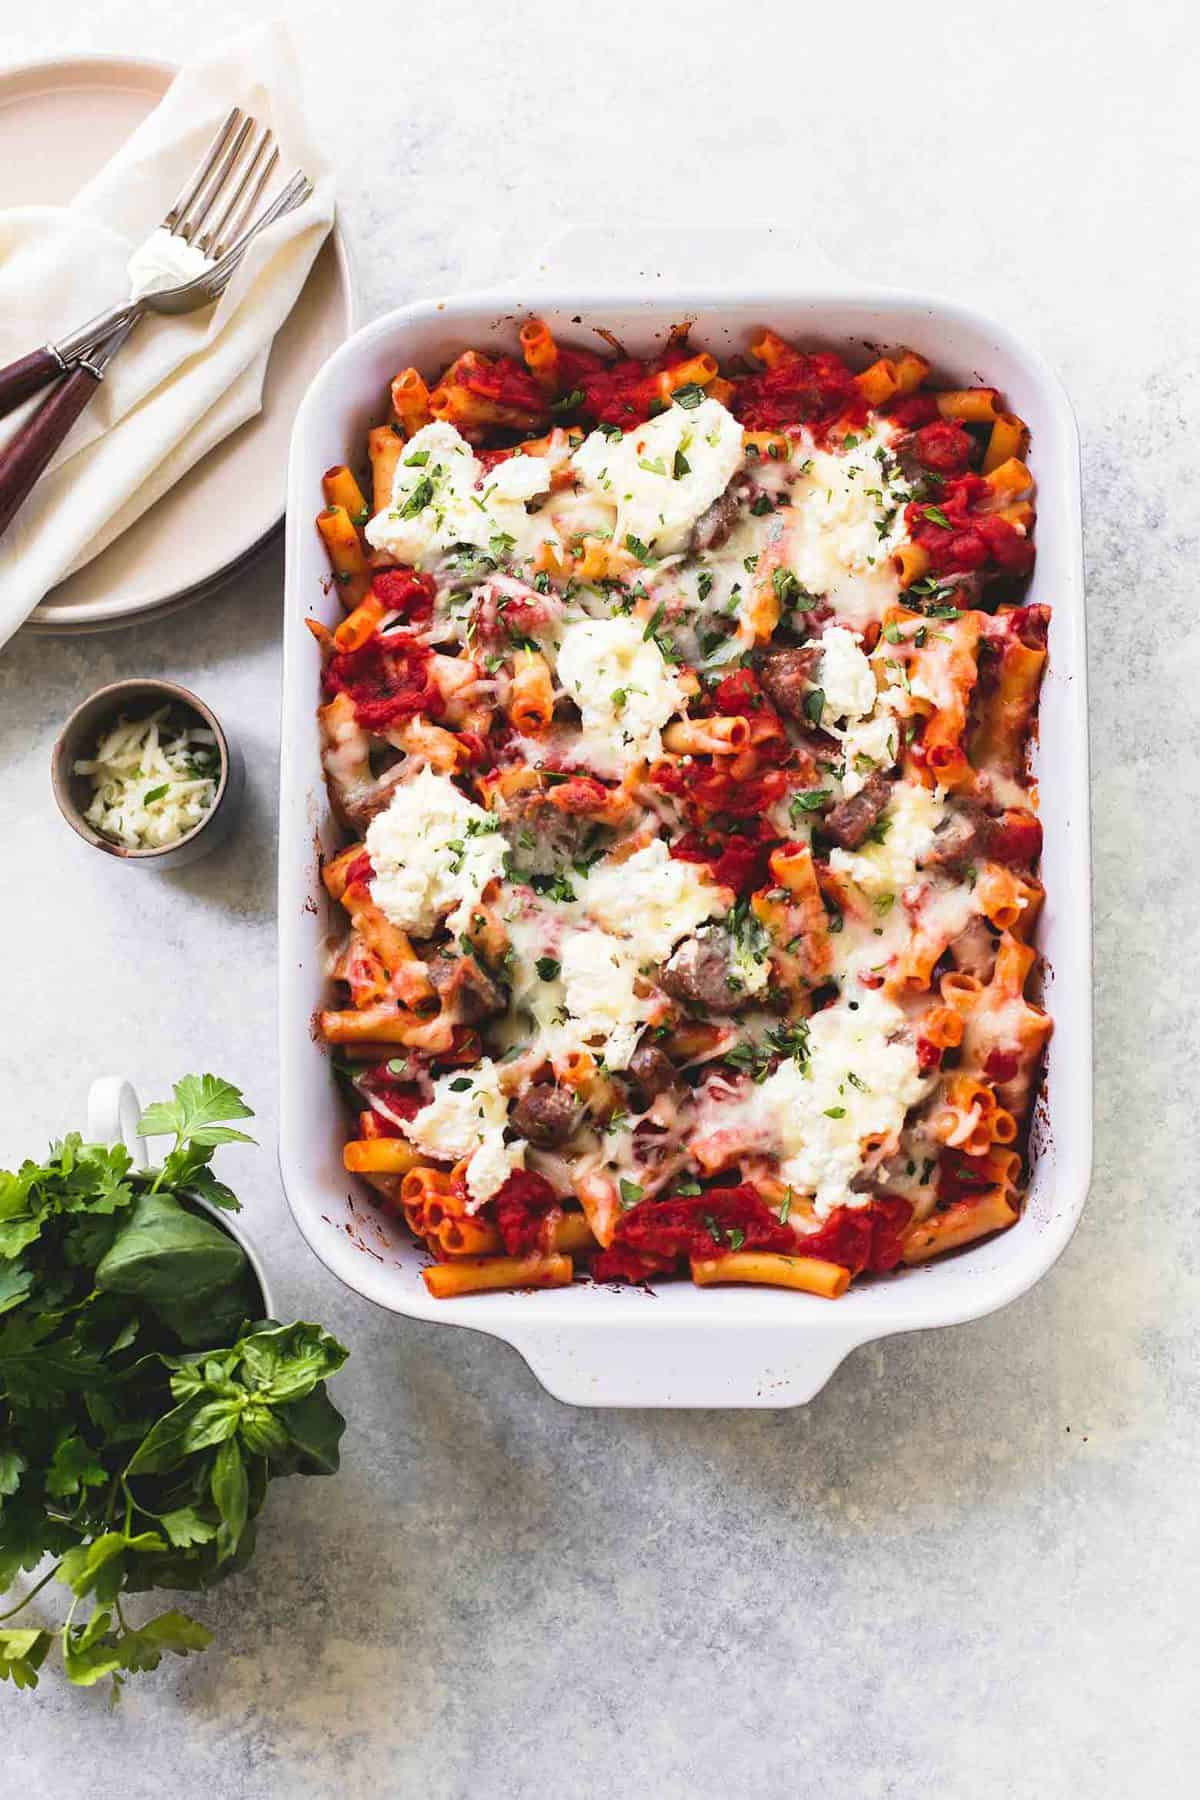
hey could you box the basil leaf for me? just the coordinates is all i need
[211,1437,249,1562]
[239,1322,348,1405]
[95,1194,245,1306]
[125,1396,237,1477]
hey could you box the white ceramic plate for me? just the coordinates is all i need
[0,53,355,633]
[278,263,1092,1408]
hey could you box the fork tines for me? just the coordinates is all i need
[162,106,282,260]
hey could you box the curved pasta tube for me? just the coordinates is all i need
[367,425,403,518]
[391,368,432,437]
[690,1252,850,1299]
[316,506,371,609]
[508,648,555,733]
[854,358,899,407]
[422,1253,573,1298]
[661,715,751,756]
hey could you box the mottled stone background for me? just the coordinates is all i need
[1,2,1197,1794]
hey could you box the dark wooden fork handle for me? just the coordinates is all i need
[0,347,64,421]
[0,364,100,541]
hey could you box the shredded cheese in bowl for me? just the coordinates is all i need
[73,707,221,850]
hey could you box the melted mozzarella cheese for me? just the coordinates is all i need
[365,767,507,937]
[502,896,569,1035]
[365,421,555,567]
[755,987,931,1217]
[829,782,945,897]
[780,427,910,630]
[570,397,744,554]
[557,928,648,1071]
[554,615,686,775]
[576,839,725,963]
[839,706,900,797]
[403,1058,523,1208]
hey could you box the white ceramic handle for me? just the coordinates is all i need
[86,1076,151,1169]
[503,1321,866,1409]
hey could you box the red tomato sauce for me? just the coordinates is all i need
[491,1169,560,1255]
[370,568,435,624]
[794,1195,913,1274]
[322,634,443,731]
[733,350,867,441]
[595,1185,794,1279]
[905,475,1035,578]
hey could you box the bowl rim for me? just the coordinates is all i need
[51,676,233,860]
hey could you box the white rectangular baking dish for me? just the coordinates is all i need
[279,277,1091,1408]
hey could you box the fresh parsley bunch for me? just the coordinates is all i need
[0,1076,347,1697]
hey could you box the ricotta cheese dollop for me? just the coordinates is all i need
[403,1059,523,1208]
[756,987,932,1217]
[365,766,507,937]
[554,615,687,775]
[365,421,555,568]
[570,396,744,555]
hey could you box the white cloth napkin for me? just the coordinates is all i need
[0,21,334,645]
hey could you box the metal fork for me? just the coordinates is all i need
[0,106,288,416]
[0,113,312,540]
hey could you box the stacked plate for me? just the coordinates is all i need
[0,53,355,633]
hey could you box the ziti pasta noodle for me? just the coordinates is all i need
[308,322,1049,1298]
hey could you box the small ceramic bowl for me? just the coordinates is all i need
[51,678,244,870]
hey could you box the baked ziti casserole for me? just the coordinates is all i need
[307,322,1050,1301]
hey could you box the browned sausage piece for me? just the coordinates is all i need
[510,1083,580,1147]
[758,646,821,720]
[821,769,894,851]
[658,930,745,1014]
[919,804,986,871]
[427,954,507,1023]
[690,484,742,554]
[626,1042,679,1106]
[497,790,603,879]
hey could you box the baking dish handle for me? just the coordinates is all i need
[503,1319,867,1409]
[515,221,855,295]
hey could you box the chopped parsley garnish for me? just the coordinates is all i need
[672,383,706,410]
[771,567,815,613]
[750,493,774,516]
[535,957,561,982]
[403,449,430,467]
[624,533,654,564]
[803,687,826,727]
[449,1077,473,1092]
[696,569,714,602]
[619,1179,644,1208]
[823,1105,847,1119]
[398,475,434,517]
[790,788,831,819]
[673,447,691,479]
[921,504,953,530]
[529,870,576,903]
[551,387,584,414]
[599,422,624,441]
